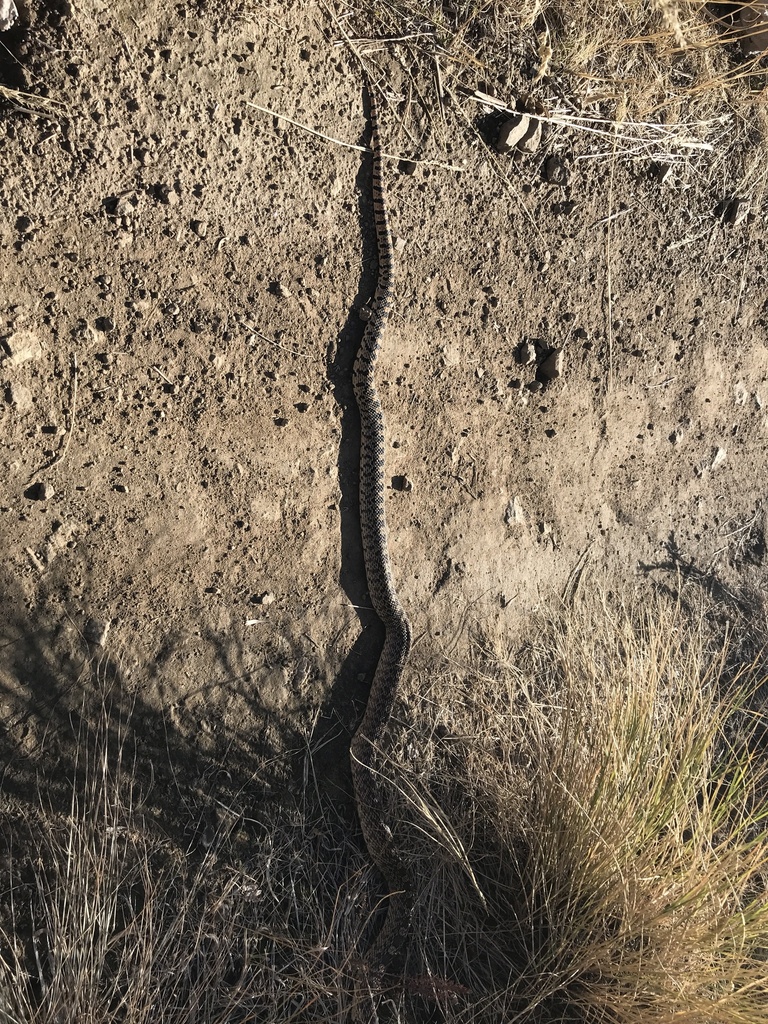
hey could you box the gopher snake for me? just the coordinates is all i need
[349,75,414,978]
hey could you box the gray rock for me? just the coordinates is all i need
[7,381,32,411]
[0,0,18,32]
[726,198,750,226]
[83,617,110,646]
[2,329,42,365]
[504,496,525,527]
[539,348,564,380]
[496,113,541,155]
[29,481,55,501]
[545,155,569,186]
[517,341,537,366]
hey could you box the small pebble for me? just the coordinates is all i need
[257,591,275,607]
[504,496,525,527]
[517,341,537,366]
[2,329,42,365]
[29,481,55,501]
[496,113,540,155]
[158,184,178,205]
[83,617,110,645]
[539,348,564,381]
[545,155,569,186]
[726,198,750,226]
[191,219,208,238]
[7,381,32,411]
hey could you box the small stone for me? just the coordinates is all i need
[95,316,115,333]
[257,591,275,607]
[516,341,537,366]
[6,381,32,411]
[158,184,178,205]
[28,481,55,501]
[504,496,525,527]
[275,282,292,298]
[519,119,542,154]
[545,155,569,186]
[496,113,540,155]
[726,198,750,226]
[0,1,19,32]
[113,196,133,217]
[711,447,727,470]
[394,236,407,253]
[359,305,372,322]
[136,148,153,166]
[113,483,129,493]
[539,348,564,381]
[2,329,42,365]
[83,617,110,645]
[526,380,543,393]
[191,219,208,238]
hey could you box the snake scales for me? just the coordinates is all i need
[349,75,414,977]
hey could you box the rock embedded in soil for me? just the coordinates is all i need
[545,155,569,186]
[28,481,55,501]
[504,496,525,527]
[0,0,19,32]
[83,617,110,645]
[539,348,564,381]
[496,113,541,155]
[2,329,42,365]
[726,198,750,226]
[6,381,32,411]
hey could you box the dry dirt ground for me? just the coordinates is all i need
[1,1,768,841]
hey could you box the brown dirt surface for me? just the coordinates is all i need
[1,1,767,840]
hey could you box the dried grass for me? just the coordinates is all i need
[1,589,767,1023]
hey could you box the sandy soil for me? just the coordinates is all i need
[1,1,767,833]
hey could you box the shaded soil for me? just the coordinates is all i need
[1,0,767,842]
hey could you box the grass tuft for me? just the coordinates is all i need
[2,588,768,1022]
[408,588,768,1021]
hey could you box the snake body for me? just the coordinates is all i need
[349,76,414,975]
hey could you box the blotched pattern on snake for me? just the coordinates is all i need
[349,74,414,980]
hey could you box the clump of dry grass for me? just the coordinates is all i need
[2,588,768,1023]
[339,1,766,145]
[404,588,768,1022]
[0,695,373,1024]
